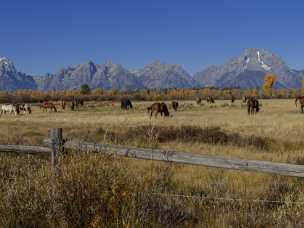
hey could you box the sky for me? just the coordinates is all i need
[1,0,304,75]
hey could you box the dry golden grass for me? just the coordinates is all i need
[1,99,303,160]
[1,99,304,227]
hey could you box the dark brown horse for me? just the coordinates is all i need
[61,100,66,110]
[71,97,84,111]
[231,95,235,103]
[196,97,202,105]
[295,96,304,113]
[121,97,133,110]
[40,102,57,112]
[243,96,259,115]
[147,102,170,118]
[206,96,215,104]
[172,101,179,111]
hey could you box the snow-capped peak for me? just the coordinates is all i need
[0,57,9,64]
[257,51,271,71]
[0,57,17,73]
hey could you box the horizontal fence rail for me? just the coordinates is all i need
[63,140,304,178]
[0,144,52,155]
[1,128,304,178]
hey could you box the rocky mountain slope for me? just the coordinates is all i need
[194,48,302,88]
[35,61,143,91]
[0,49,303,91]
[134,60,197,89]
[0,57,37,91]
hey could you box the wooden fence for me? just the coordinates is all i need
[1,128,304,178]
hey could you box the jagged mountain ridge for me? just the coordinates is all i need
[133,60,196,89]
[0,57,37,91]
[194,48,303,88]
[1,49,304,91]
[35,60,196,90]
[35,61,144,91]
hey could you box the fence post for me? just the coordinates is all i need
[50,128,63,176]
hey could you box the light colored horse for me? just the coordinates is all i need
[1,104,19,116]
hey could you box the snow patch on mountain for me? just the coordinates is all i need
[257,51,271,71]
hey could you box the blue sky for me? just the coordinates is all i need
[1,0,304,75]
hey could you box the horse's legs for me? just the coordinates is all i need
[247,105,251,115]
[155,111,158,118]
[301,105,304,113]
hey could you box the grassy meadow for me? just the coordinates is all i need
[1,99,304,227]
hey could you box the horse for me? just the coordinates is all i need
[121,97,133,110]
[40,102,57,112]
[61,100,66,110]
[172,101,179,111]
[147,102,170,118]
[196,97,202,105]
[18,103,32,114]
[206,96,215,104]
[243,96,260,115]
[295,96,304,113]
[71,97,84,111]
[1,104,19,116]
[231,95,235,104]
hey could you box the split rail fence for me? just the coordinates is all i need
[1,128,304,178]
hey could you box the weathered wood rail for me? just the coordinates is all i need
[1,128,304,178]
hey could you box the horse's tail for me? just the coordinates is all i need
[256,100,260,112]
[295,97,299,106]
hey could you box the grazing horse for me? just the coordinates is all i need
[71,97,84,111]
[147,102,170,118]
[40,102,57,112]
[172,101,179,111]
[61,100,66,110]
[196,97,202,105]
[231,95,235,103]
[243,96,260,115]
[295,96,304,113]
[18,103,32,114]
[206,96,215,104]
[121,97,133,110]
[1,104,19,116]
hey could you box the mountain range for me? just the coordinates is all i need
[1,48,303,91]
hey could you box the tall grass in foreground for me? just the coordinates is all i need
[1,152,304,227]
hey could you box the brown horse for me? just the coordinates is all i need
[206,96,215,104]
[295,96,304,113]
[231,95,235,103]
[61,100,66,110]
[196,97,202,105]
[40,102,57,112]
[172,101,179,111]
[147,102,170,118]
[243,96,259,115]
[71,97,84,111]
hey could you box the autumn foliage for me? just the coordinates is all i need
[263,74,278,97]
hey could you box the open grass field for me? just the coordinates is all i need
[1,99,304,227]
[1,99,304,161]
